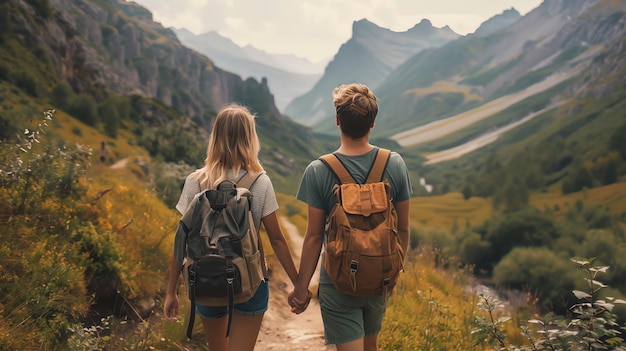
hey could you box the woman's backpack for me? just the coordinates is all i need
[319,148,404,298]
[177,172,266,339]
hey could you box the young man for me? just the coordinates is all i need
[289,83,412,351]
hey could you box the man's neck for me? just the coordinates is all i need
[337,135,373,156]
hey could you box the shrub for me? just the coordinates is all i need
[99,96,120,138]
[68,94,99,126]
[51,82,74,111]
[475,258,626,350]
[13,70,39,97]
[492,247,575,311]
[483,208,561,265]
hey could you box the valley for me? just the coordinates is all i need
[392,68,577,148]
[423,101,564,164]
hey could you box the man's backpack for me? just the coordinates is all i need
[319,148,404,298]
[178,172,266,339]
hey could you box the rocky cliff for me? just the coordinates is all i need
[11,0,281,123]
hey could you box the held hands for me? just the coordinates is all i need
[288,288,312,314]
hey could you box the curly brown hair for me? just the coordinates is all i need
[332,83,378,139]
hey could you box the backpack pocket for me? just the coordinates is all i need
[246,249,264,292]
[190,255,241,299]
[324,225,403,297]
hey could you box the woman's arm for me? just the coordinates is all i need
[289,206,325,313]
[163,256,181,321]
[262,211,299,285]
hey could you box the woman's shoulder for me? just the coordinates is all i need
[249,171,272,189]
[186,169,203,181]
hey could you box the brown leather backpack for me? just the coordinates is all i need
[319,148,404,298]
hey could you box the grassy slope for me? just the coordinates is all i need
[401,182,626,234]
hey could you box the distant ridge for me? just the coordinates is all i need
[173,28,326,111]
[473,8,522,36]
[284,18,460,129]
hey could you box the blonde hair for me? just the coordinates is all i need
[194,104,263,188]
[332,83,378,139]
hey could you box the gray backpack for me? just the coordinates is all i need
[178,172,266,339]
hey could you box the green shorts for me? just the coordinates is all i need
[318,284,387,345]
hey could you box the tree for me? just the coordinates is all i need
[562,164,593,194]
[99,97,120,138]
[609,122,626,159]
[68,94,99,126]
[492,176,529,212]
[484,208,561,264]
[51,82,74,111]
[493,247,575,311]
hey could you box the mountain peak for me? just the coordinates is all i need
[416,18,433,27]
[352,18,387,37]
[473,7,522,36]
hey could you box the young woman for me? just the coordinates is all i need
[163,104,300,351]
[289,83,412,351]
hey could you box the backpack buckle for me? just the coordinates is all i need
[225,266,235,284]
[350,260,359,274]
[189,270,196,287]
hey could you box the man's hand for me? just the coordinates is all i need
[288,288,312,314]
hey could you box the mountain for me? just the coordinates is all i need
[172,28,325,111]
[368,0,626,195]
[283,18,460,130]
[0,0,322,191]
[374,0,617,136]
[473,8,521,36]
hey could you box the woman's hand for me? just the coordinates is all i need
[163,293,180,321]
[288,288,312,314]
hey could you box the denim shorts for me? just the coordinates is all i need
[318,283,387,345]
[195,280,269,319]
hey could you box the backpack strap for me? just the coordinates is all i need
[236,171,262,190]
[320,148,391,185]
[319,154,355,184]
[235,171,270,279]
[365,148,391,184]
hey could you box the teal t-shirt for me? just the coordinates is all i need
[295,146,413,285]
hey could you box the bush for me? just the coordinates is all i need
[562,164,593,194]
[68,94,99,126]
[458,232,492,272]
[476,258,626,350]
[51,82,74,111]
[13,70,39,97]
[99,96,120,138]
[483,208,561,265]
[493,247,575,311]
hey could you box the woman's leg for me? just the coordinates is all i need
[200,316,229,351]
[228,312,264,351]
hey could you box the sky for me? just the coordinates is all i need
[131,0,543,63]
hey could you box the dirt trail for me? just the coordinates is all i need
[254,217,331,350]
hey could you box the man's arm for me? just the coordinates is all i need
[394,199,410,256]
